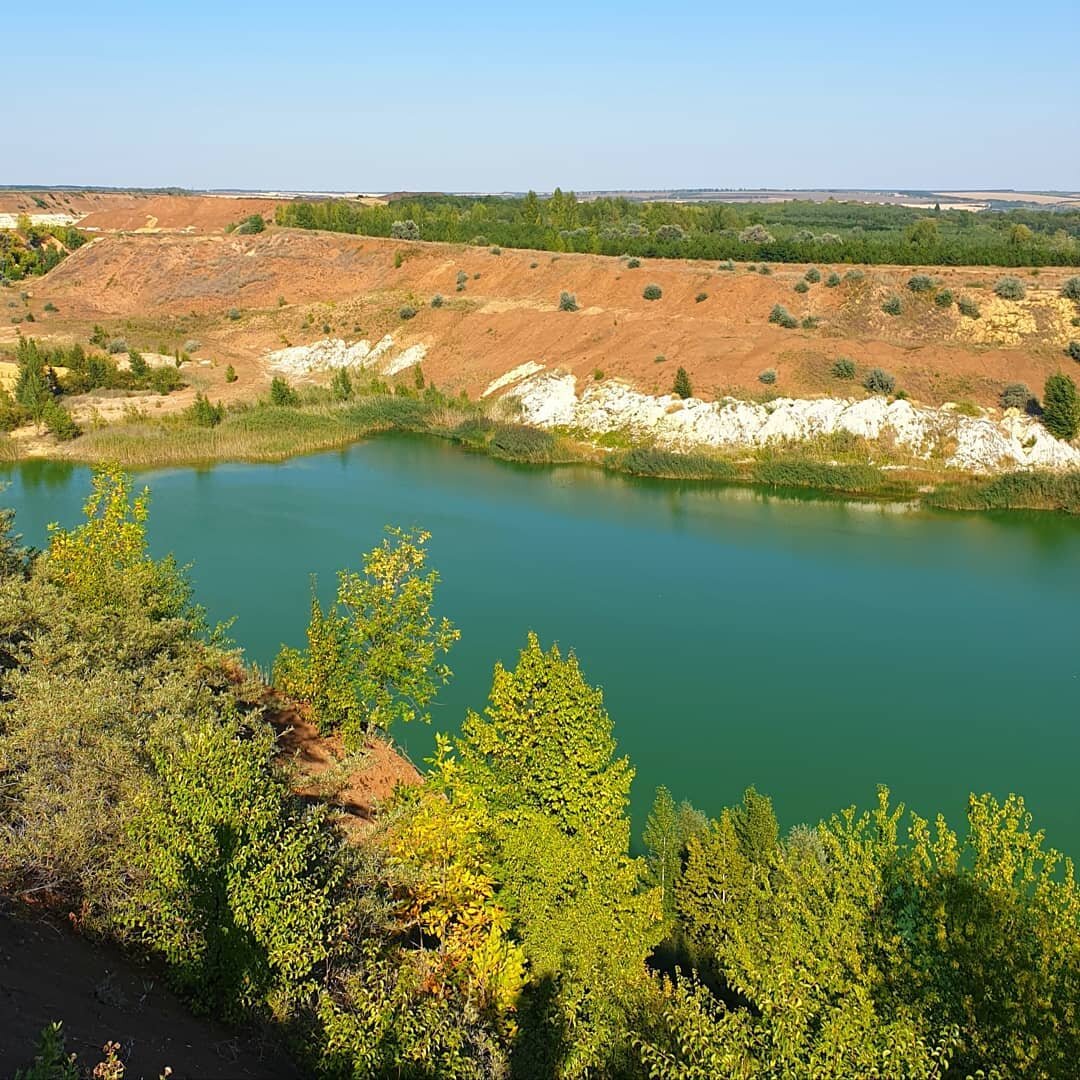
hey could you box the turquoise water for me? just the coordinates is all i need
[7,439,1080,856]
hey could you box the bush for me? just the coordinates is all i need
[42,401,79,441]
[399,306,417,320]
[718,260,735,271]
[183,338,200,353]
[994,276,1026,300]
[225,364,237,383]
[1043,374,1080,439]
[882,296,902,316]
[43,301,57,312]
[934,288,954,308]
[148,365,183,394]
[626,258,641,269]
[801,316,820,329]
[740,224,774,244]
[831,357,856,379]
[655,224,685,242]
[1066,341,1080,362]
[768,304,798,329]
[825,272,840,287]
[529,261,539,269]
[330,367,353,402]
[758,265,772,275]
[793,280,809,294]
[227,307,241,320]
[907,274,934,293]
[23,312,34,323]
[107,338,128,354]
[863,367,896,395]
[673,367,692,399]
[643,283,663,301]
[490,246,501,255]
[390,219,420,240]
[957,296,981,318]
[844,269,865,282]
[559,291,579,312]
[188,392,225,428]
[1000,382,1035,411]
[430,294,444,308]
[804,267,821,283]
[128,350,149,378]
[1061,277,1080,301]
[269,376,299,406]
[593,368,604,381]
[610,447,736,480]
[654,354,666,363]
[695,292,708,303]
[758,368,777,385]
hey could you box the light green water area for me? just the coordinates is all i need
[6,436,1079,856]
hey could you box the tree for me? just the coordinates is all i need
[673,367,692,399]
[13,339,54,423]
[330,367,353,401]
[1042,373,1080,439]
[269,376,299,406]
[273,528,459,747]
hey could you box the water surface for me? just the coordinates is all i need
[8,439,1079,855]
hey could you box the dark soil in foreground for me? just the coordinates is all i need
[0,910,299,1079]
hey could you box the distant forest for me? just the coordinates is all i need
[276,191,1080,266]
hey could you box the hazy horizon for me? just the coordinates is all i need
[9,1,1078,192]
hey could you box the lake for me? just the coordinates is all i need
[7,437,1079,856]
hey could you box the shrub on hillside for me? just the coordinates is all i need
[863,367,896,395]
[128,350,149,378]
[718,259,735,271]
[643,283,662,301]
[559,291,579,312]
[430,294,444,308]
[148,365,183,394]
[804,267,821,283]
[227,307,241,320]
[1000,382,1035,411]
[399,305,418,320]
[793,280,809,294]
[934,288,954,308]
[831,357,856,379]
[188,392,225,428]
[957,296,981,318]
[695,292,708,303]
[739,224,774,244]
[825,272,840,287]
[225,364,237,383]
[844,269,865,282]
[1042,373,1080,439]
[626,257,641,269]
[882,296,902,316]
[107,338,128,354]
[801,316,820,329]
[758,265,772,275]
[490,246,501,255]
[994,276,1026,300]
[673,367,692,399]
[42,401,79,441]
[655,224,685,242]
[758,368,777,385]
[182,338,200,353]
[1061,277,1080,301]
[390,219,420,240]
[1066,341,1080,362]
[907,274,934,293]
[233,214,265,235]
[269,376,300,407]
[768,304,798,329]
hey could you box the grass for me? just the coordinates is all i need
[926,472,1080,513]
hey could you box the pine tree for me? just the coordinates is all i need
[1042,374,1080,440]
[673,366,692,400]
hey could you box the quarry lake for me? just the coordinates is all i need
[8,436,1080,856]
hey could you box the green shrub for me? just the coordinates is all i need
[330,367,353,402]
[43,301,57,313]
[559,291,579,312]
[489,246,501,255]
[718,260,735,271]
[643,283,662,301]
[801,316,820,329]
[225,364,238,383]
[188,392,225,428]
[128,350,149,378]
[793,280,809,294]
[430,294,444,308]
[107,338,128,354]
[957,296,981,318]
[831,357,856,379]
[1043,373,1080,439]
[399,305,417,320]
[593,368,604,381]
[695,292,708,303]
[610,447,736,480]
[14,1022,80,1080]
[934,288,954,308]
[626,257,641,269]
[825,272,840,287]
[1061,277,1080,301]
[269,376,300,407]
[907,274,934,293]
[1000,382,1035,411]
[489,423,558,462]
[881,296,902,316]
[23,312,34,322]
[768,304,798,329]
[455,270,468,288]
[390,219,420,240]
[758,368,777,385]
[1066,341,1080,362]
[804,267,821,283]
[654,354,666,363]
[42,401,80,441]
[758,265,772,275]
[148,365,183,394]
[863,367,896,394]
[529,261,539,269]
[233,213,266,235]
[844,269,865,282]
[994,276,1026,300]
[673,367,692,399]
[227,307,241,320]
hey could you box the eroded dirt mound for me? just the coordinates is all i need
[76,195,287,233]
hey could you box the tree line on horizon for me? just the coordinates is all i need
[274,190,1080,267]
[1,468,1078,1078]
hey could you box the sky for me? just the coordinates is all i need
[8,1,1078,193]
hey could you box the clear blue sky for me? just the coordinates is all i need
[9,0,1078,192]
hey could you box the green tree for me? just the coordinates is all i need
[274,528,459,747]
[330,367,353,401]
[13,339,54,423]
[269,376,299,406]
[1042,373,1080,439]
[673,366,692,399]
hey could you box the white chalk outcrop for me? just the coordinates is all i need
[266,336,426,377]
[506,372,1080,474]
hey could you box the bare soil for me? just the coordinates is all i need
[0,909,300,1079]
